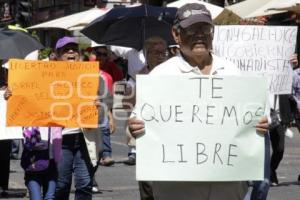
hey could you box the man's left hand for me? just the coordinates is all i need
[256,116,269,134]
[291,53,298,69]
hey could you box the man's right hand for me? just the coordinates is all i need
[128,117,145,138]
[4,87,12,100]
[291,53,298,69]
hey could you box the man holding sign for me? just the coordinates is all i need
[128,3,269,200]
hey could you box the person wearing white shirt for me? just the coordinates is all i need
[128,3,269,200]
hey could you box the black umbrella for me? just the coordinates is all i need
[0,28,44,60]
[81,5,177,50]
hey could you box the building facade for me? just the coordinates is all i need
[0,0,246,28]
[0,0,134,27]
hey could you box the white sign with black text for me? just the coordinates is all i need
[213,25,297,94]
[136,75,267,181]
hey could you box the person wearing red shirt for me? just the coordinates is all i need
[94,46,124,82]
[101,70,113,94]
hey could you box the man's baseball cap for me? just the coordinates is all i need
[55,36,78,50]
[174,3,212,28]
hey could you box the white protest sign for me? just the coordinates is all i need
[0,91,22,140]
[213,25,297,94]
[136,75,267,181]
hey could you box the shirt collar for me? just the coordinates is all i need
[177,53,225,75]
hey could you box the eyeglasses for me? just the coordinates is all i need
[61,46,79,53]
[180,24,214,36]
[148,50,168,57]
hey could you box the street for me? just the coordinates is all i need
[6,110,300,200]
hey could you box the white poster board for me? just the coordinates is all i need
[213,25,297,94]
[136,75,267,181]
[0,91,22,140]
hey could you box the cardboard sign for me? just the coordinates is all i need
[7,59,99,128]
[213,25,297,94]
[136,75,267,181]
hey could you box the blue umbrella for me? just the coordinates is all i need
[81,5,177,50]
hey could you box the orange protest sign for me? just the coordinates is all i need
[7,59,100,128]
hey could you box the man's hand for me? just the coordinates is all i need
[291,53,298,69]
[4,87,12,100]
[128,117,145,138]
[256,116,269,134]
[94,98,102,109]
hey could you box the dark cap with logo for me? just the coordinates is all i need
[174,3,213,28]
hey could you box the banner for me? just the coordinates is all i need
[136,75,267,181]
[213,25,297,94]
[7,59,99,128]
[0,91,23,140]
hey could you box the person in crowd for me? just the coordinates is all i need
[240,16,272,200]
[122,36,169,166]
[91,46,116,192]
[269,82,296,187]
[109,45,146,163]
[128,4,269,200]
[1,64,19,165]
[4,62,62,200]
[123,36,169,108]
[123,36,168,199]
[92,69,116,192]
[54,36,111,200]
[20,127,62,200]
[244,13,300,200]
[3,50,63,200]
[99,70,116,167]
[292,53,300,129]
[291,53,300,182]
[288,12,300,183]
[263,13,300,187]
[91,44,117,166]
[0,65,11,197]
[93,45,124,82]
[0,136,11,197]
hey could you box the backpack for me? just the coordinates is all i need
[21,127,50,174]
